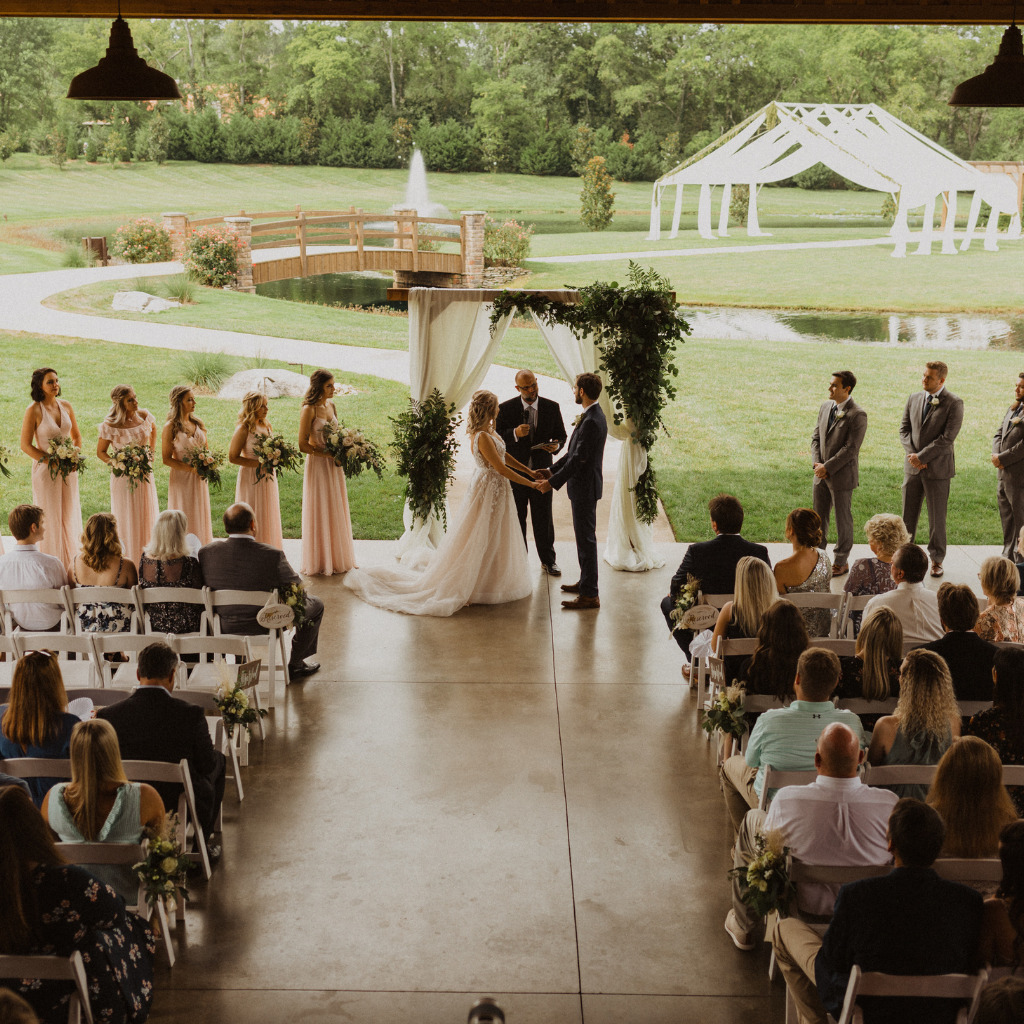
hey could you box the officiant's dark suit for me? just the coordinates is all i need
[992,374,1024,559]
[496,375,566,571]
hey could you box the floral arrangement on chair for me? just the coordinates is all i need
[281,582,307,629]
[251,433,303,483]
[183,442,226,490]
[322,422,386,480]
[45,435,87,482]
[700,684,747,741]
[108,442,153,493]
[213,674,268,738]
[669,574,702,633]
[729,828,796,917]
[134,814,190,909]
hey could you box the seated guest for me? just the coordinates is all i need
[0,504,68,630]
[725,722,896,951]
[139,508,204,634]
[868,648,960,800]
[710,556,778,682]
[0,785,156,1024]
[97,641,225,844]
[843,512,910,635]
[41,718,164,900]
[720,647,864,832]
[969,647,1024,815]
[979,819,1024,967]
[199,502,323,679]
[836,607,902,721]
[774,508,833,637]
[1016,525,1024,596]
[773,798,983,1024]
[975,556,1024,643]
[975,976,1024,1024]
[68,512,137,634]
[862,542,943,644]
[0,651,78,807]
[923,582,998,702]
[928,736,1018,859]
[738,599,808,702]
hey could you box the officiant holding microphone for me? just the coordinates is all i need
[497,369,567,576]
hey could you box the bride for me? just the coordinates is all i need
[343,390,547,617]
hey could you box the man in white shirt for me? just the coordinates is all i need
[0,505,68,630]
[862,543,942,644]
[725,722,897,950]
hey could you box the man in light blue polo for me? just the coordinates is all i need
[720,647,865,832]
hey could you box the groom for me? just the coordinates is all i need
[537,372,608,610]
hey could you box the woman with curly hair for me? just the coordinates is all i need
[229,390,283,549]
[980,820,1024,967]
[345,390,545,616]
[68,512,137,635]
[843,513,910,635]
[162,385,212,546]
[969,646,1024,815]
[928,736,1018,858]
[975,555,1024,642]
[298,368,356,575]
[868,648,961,799]
[774,508,832,637]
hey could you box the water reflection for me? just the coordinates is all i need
[256,272,403,310]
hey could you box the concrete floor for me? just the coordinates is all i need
[148,536,1000,1024]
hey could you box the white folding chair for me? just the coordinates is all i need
[838,594,874,638]
[66,587,140,636]
[958,700,993,719]
[758,764,817,811]
[1003,764,1024,786]
[813,638,858,658]
[0,951,93,1024]
[0,632,20,685]
[172,689,245,802]
[12,632,102,687]
[784,593,846,638]
[833,965,988,1024]
[135,586,211,636]
[933,857,1003,886]
[89,633,176,688]
[169,634,252,693]
[0,586,71,635]
[862,763,938,789]
[835,698,898,717]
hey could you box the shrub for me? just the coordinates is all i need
[299,116,320,165]
[84,130,105,163]
[111,217,174,264]
[484,217,534,267]
[602,131,660,182]
[881,193,898,225]
[46,125,68,169]
[519,126,573,177]
[183,226,242,287]
[177,350,231,393]
[163,107,192,161]
[318,115,370,167]
[189,108,225,163]
[366,113,400,169]
[0,131,14,164]
[164,273,195,304]
[793,163,845,190]
[103,128,130,166]
[146,116,169,165]
[392,116,413,166]
[251,115,303,165]
[571,124,594,176]
[729,184,749,226]
[580,156,614,231]
[61,244,95,268]
[223,115,256,164]
[412,118,480,173]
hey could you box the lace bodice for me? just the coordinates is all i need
[471,431,505,470]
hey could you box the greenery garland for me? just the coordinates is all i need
[390,389,463,528]
[490,262,689,523]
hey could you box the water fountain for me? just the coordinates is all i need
[397,148,457,224]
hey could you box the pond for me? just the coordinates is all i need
[256,273,1024,350]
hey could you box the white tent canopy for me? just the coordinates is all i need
[648,102,1021,257]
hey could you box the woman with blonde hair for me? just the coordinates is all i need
[843,513,910,634]
[774,508,832,636]
[928,736,1018,858]
[229,390,283,548]
[139,508,204,634]
[345,390,543,616]
[96,384,159,564]
[710,556,778,657]
[298,368,355,575]
[162,384,213,546]
[975,555,1024,642]
[69,512,137,635]
[41,719,164,899]
[868,648,962,799]
[0,651,78,806]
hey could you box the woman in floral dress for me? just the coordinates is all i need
[975,556,1024,642]
[229,391,284,549]
[162,385,213,546]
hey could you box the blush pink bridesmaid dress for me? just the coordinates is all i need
[300,415,356,576]
[234,428,284,550]
[98,411,159,566]
[167,426,213,546]
[31,401,83,566]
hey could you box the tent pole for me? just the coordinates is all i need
[718,184,731,236]
[913,195,937,256]
[697,184,714,239]
[647,183,662,241]
[670,183,684,239]
[940,191,958,255]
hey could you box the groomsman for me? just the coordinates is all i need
[899,361,964,578]
[496,369,567,575]
[811,370,867,577]
[992,372,1024,559]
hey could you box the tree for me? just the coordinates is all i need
[580,155,614,231]
[0,18,56,132]
[470,78,540,172]
[0,130,13,164]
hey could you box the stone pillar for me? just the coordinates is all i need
[224,216,254,293]
[162,212,189,260]
[460,210,486,288]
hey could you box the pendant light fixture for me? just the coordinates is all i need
[949,10,1024,107]
[67,5,181,102]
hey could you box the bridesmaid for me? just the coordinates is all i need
[162,385,213,546]
[229,391,284,549]
[96,385,159,566]
[19,367,84,565]
[298,369,356,576]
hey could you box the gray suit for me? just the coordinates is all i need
[899,388,964,565]
[811,398,867,566]
[993,402,1024,558]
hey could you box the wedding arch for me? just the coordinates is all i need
[648,101,1022,257]
[393,267,686,574]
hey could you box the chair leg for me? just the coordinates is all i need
[154,899,176,967]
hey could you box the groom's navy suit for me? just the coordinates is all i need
[549,403,607,597]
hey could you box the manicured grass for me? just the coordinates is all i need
[0,242,65,275]
[0,331,410,540]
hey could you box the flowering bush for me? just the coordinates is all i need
[111,217,174,264]
[483,217,534,268]
[183,227,242,287]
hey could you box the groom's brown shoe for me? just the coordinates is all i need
[560,582,581,594]
[562,595,600,610]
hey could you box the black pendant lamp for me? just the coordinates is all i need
[67,12,181,102]
[949,20,1024,107]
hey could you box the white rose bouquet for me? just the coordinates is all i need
[281,582,308,629]
[321,422,386,480]
[700,684,748,741]
[251,432,304,483]
[729,828,796,918]
[108,442,153,493]
[669,574,702,633]
[0,443,12,478]
[134,814,190,909]
[183,441,226,490]
[45,435,87,482]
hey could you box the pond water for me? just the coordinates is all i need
[255,273,1024,350]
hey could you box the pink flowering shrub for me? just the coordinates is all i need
[183,227,242,287]
[483,217,533,268]
[111,217,174,264]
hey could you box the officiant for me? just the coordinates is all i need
[497,369,567,577]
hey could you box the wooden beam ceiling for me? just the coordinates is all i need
[0,0,1016,22]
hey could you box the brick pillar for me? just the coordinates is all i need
[162,212,189,261]
[460,210,486,288]
[224,216,254,293]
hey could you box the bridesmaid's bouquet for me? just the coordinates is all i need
[322,422,386,480]
[45,435,87,482]
[108,442,153,493]
[0,443,12,478]
[183,442,226,490]
[252,433,304,483]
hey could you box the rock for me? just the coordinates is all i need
[217,368,359,401]
[111,291,181,313]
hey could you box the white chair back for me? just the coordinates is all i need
[836,698,898,716]
[0,586,71,635]
[783,593,845,638]
[835,965,988,1024]
[12,632,101,687]
[838,594,874,638]
[66,587,140,636]
[169,633,251,691]
[958,700,993,719]
[862,763,937,788]
[0,952,93,1024]
[136,585,211,636]
[812,638,858,658]
[89,633,173,688]
[758,765,817,811]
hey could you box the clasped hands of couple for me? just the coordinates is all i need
[513,422,555,494]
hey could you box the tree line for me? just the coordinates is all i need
[0,19,1020,180]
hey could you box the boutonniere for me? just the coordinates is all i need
[928,396,940,407]
[572,414,583,427]
[834,410,846,421]
[1013,415,1024,427]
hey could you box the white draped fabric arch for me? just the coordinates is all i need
[397,288,664,573]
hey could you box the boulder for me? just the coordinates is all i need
[217,368,359,401]
[111,291,181,313]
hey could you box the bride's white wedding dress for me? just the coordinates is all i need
[343,431,532,616]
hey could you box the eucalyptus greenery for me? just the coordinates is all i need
[490,262,688,523]
[390,389,463,529]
